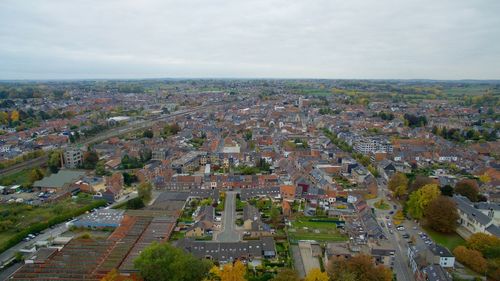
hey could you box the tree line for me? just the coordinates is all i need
[432,126,497,142]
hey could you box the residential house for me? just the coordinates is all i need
[243,205,272,237]
[280,185,296,201]
[453,195,500,238]
[175,237,276,262]
[186,205,216,238]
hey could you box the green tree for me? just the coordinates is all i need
[83,151,99,169]
[244,130,252,141]
[407,184,441,219]
[137,182,152,203]
[367,164,379,177]
[0,111,8,125]
[143,129,154,138]
[48,150,62,173]
[134,242,212,281]
[28,168,44,184]
[440,185,454,196]
[122,172,138,186]
[270,205,281,225]
[162,123,181,137]
[95,161,107,176]
[126,197,145,209]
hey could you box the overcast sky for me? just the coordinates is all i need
[1,0,499,80]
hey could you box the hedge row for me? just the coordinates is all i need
[0,199,106,255]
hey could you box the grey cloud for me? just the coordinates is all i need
[0,0,499,79]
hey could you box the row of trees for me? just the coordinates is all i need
[162,123,181,138]
[120,149,152,169]
[388,173,488,233]
[453,233,500,279]
[432,126,497,142]
[403,113,427,128]
[318,107,341,115]
[373,111,394,121]
[0,108,75,131]
[389,173,483,203]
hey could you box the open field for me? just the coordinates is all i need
[288,218,347,243]
[423,227,465,251]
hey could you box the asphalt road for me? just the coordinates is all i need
[216,191,240,242]
[368,178,415,281]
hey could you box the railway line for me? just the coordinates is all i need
[0,103,218,177]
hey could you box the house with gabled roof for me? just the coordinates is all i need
[453,195,500,238]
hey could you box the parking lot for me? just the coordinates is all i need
[0,188,59,205]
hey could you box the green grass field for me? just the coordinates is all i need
[0,194,100,248]
[288,218,347,242]
[423,227,465,251]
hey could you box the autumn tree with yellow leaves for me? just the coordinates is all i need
[205,261,246,281]
[304,268,328,281]
[10,110,20,123]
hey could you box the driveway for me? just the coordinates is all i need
[215,191,241,242]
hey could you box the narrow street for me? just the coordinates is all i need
[215,191,241,242]
[368,178,415,281]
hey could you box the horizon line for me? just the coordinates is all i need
[1,77,500,83]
